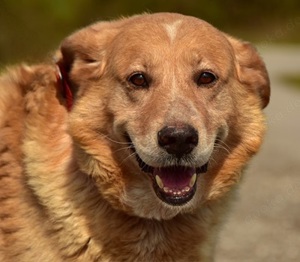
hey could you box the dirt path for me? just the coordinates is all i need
[215,46,300,262]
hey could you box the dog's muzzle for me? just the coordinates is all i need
[126,124,209,206]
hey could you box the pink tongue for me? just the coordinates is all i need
[153,167,195,190]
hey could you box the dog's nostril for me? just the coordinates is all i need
[158,124,198,157]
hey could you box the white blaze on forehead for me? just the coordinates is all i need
[163,20,182,43]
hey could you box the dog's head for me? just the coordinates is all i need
[58,13,270,219]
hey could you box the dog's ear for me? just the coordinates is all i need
[226,35,270,108]
[55,21,122,110]
[57,21,120,88]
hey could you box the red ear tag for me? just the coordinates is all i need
[56,63,73,111]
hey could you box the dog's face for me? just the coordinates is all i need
[59,13,270,219]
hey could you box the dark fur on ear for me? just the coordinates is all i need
[226,35,270,108]
[56,21,123,97]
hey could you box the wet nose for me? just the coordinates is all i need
[157,124,198,157]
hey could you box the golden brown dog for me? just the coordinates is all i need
[0,13,270,261]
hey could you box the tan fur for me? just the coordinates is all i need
[0,13,270,261]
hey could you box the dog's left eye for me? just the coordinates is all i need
[197,72,217,86]
[128,73,149,88]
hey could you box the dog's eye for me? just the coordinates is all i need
[128,73,149,88]
[197,72,217,86]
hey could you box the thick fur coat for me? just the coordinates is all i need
[0,13,270,261]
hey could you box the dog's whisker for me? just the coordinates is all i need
[119,151,137,167]
[216,139,231,152]
[214,139,231,155]
[214,144,231,155]
[208,156,217,166]
[98,133,131,145]
[112,145,134,155]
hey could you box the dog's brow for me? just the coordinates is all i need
[162,20,182,43]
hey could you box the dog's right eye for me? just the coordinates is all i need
[128,73,149,88]
[196,71,217,86]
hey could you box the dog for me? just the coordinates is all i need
[0,13,270,261]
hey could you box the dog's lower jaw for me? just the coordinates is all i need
[121,178,201,220]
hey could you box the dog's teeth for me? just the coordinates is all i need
[184,186,191,192]
[155,175,164,189]
[189,174,197,187]
[163,187,170,193]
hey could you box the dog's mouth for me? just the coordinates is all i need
[125,134,208,206]
[137,154,208,206]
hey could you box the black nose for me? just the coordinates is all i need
[157,124,198,157]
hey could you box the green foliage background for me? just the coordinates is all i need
[1,0,300,65]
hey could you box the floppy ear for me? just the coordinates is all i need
[226,35,270,108]
[56,21,120,93]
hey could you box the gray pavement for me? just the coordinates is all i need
[216,46,300,262]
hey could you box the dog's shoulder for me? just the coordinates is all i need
[0,64,57,158]
[0,64,57,116]
[0,64,68,261]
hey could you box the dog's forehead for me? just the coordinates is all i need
[107,14,233,76]
[162,19,183,43]
[110,14,232,60]
[120,13,223,42]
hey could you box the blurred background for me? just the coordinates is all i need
[1,0,299,261]
[1,0,300,64]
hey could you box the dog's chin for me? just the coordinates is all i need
[124,135,209,208]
